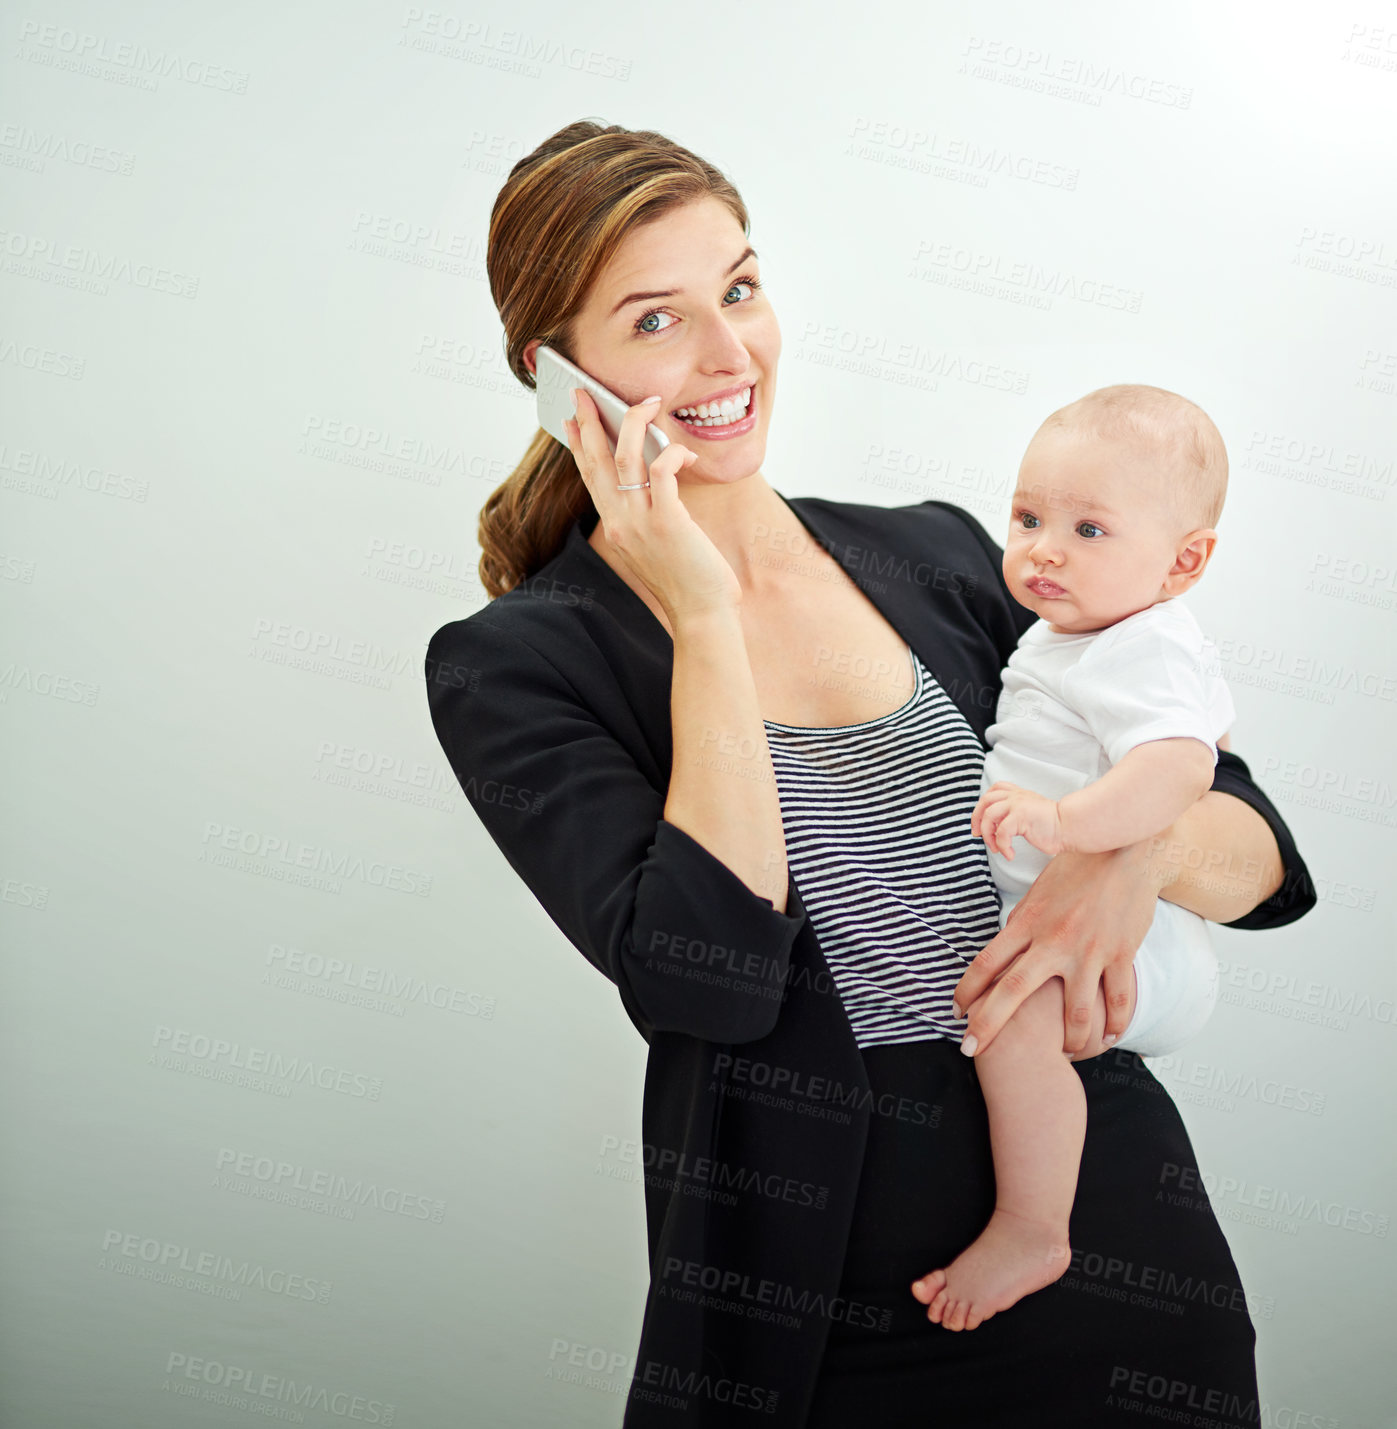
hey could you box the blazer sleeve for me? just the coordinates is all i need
[926,499,1318,933]
[424,615,807,1045]
[1207,748,1317,931]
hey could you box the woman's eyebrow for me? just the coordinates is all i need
[607,247,758,318]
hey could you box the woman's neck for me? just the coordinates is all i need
[586,472,797,601]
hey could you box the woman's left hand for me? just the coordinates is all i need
[951,842,1161,1056]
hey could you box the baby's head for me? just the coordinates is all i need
[1004,383,1228,634]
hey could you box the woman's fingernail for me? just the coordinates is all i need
[641,394,662,405]
[961,1034,978,1057]
[951,1002,962,1019]
[1102,1034,1117,1046]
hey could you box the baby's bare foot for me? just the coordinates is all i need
[911,1208,1071,1331]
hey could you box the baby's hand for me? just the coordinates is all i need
[971,781,1066,858]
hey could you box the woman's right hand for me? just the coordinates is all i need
[951,841,1160,1056]
[564,388,743,624]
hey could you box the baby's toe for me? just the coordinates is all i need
[912,1269,945,1305]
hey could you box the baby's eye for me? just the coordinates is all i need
[1018,512,1040,529]
[1076,521,1104,539]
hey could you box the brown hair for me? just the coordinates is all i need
[1034,383,1229,531]
[477,120,749,599]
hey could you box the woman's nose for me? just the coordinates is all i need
[694,313,752,372]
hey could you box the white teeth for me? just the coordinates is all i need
[673,386,753,426]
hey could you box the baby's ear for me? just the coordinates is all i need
[1177,528,1218,574]
[1161,530,1216,597]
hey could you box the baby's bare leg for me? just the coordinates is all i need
[912,967,1138,1331]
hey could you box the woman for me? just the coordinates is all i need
[424,121,1315,1428]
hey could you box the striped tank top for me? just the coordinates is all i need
[763,644,1003,1049]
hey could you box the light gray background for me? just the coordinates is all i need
[3,2,1394,1425]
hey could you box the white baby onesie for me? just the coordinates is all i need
[980,598,1236,1057]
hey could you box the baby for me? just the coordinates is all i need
[912,383,1236,1332]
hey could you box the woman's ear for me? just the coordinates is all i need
[522,338,541,377]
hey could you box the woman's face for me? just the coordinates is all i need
[525,195,780,486]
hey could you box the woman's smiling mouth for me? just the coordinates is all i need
[669,382,757,438]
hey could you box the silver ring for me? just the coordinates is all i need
[616,481,650,490]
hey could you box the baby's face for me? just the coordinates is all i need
[1003,428,1194,634]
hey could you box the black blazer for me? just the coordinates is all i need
[423,493,1315,1427]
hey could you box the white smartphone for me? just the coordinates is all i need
[534,343,670,468]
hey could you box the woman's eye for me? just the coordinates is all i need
[1076,522,1103,538]
[636,309,677,336]
[634,275,762,338]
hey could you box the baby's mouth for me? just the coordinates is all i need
[1026,575,1066,598]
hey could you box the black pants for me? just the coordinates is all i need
[806,1038,1262,1428]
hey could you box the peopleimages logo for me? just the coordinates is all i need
[1106,1365,1255,1423]
[1061,1250,1274,1322]
[633,1360,779,1416]
[659,1256,892,1333]
[198,821,432,897]
[264,943,497,1019]
[214,1146,447,1224]
[150,1026,383,1101]
[161,1353,394,1423]
[595,1137,830,1210]
[1160,1163,1389,1238]
[100,1230,331,1304]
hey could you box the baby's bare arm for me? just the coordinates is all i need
[1056,738,1216,853]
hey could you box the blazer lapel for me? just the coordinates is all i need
[556,491,991,741]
